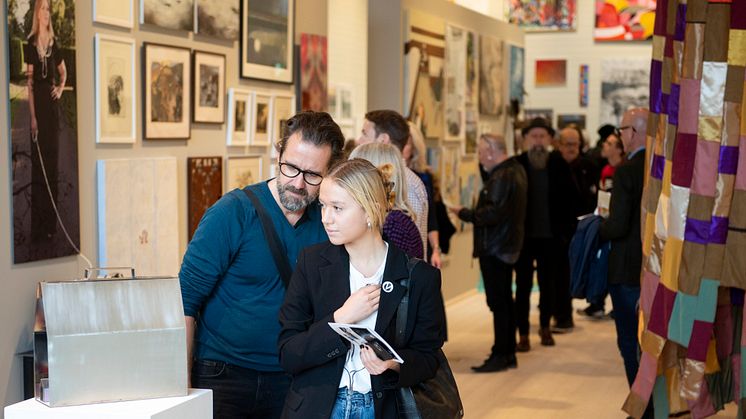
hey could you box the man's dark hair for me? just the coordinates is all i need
[364,110,409,151]
[278,111,346,169]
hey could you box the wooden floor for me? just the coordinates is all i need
[443,291,738,419]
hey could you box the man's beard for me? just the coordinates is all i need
[527,146,549,170]
[277,181,315,212]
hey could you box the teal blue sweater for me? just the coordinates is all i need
[179,182,327,371]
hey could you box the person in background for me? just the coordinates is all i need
[350,143,423,259]
[587,124,617,171]
[449,134,527,373]
[179,111,345,419]
[278,158,445,418]
[559,125,600,216]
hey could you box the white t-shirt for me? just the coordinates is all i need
[338,243,389,393]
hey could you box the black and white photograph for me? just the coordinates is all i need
[227,88,250,146]
[240,0,295,83]
[251,91,272,146]
[270,93,294,158]
[196,0,239,41]
[94,0,134,28]
[193,51,225,124]
[140,0,194,31]
[143,43,192,139]
[600,58,650,126]
[328,322,403,363]
[479,34,504,117]
[95,34,136,143]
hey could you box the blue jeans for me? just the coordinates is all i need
[330,387,375,419]
[608,283,641,387]
[191,359,290,419]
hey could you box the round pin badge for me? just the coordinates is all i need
[382,281,394,293]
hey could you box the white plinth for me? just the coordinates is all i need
[4,389,212,419]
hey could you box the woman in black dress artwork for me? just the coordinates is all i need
[25,0,67,241]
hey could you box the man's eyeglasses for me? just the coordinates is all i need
[279,162,324,186]
[615,125,636,137]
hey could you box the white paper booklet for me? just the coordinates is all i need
[328,322,404,363]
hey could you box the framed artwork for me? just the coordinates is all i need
[226,155,263,190]
[440,144,461,225]
[299,33,328,111]
[600,58,649,126]
[196,0,239,41]
[579,64,589,107]
[524,108,554,122]
[240,0,295,83]
[143,43,192,139]
[464,30,478,153]
[140,0,193,30]
[557,114,586,130]
[193,51,226,124]
[328,83,353,124]
[479,35,503,117]
[95,34,136,143]
[94,0,134,27]
[509,45,525,104]
[187,157,223,240]
[226,88,251,146]
[270,93,295,158]
[535,60,567,87]
[251,92,272,146]
[595,0,656,42]
[444,24,466,142]
[505,0,576,32]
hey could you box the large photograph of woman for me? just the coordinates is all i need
[8,0,80,263]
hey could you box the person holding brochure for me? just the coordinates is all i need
[278,158,446,419]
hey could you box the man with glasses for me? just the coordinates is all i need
[179,111,345,419]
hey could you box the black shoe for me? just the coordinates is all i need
[551,319,574,334]
[577,304,605,318]
[471,354,517,373]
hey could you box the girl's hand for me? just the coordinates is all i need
[30,116,38,139]
[333,284,381,324]
[360,346,400,375]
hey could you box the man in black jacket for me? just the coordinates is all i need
[450,134,527,372]
[600,108,648,389]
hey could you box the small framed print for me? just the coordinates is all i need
[270,92,294,158]
[143,43,192,139]
[95,34,136,143]
[251,92,272,146]
[94,0,134,28]
[227,88,251,146]
[226,155,263,190]
[240,0,295,83]
[193,51,226,124]
[141,0,194,31]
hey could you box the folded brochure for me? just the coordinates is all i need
[328,322,404,363]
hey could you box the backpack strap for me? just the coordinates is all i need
[243,188,293,288]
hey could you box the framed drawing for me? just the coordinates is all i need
[535,59,567,87]
[141,0,194,31]
[251,92,272,146]
[196,0,239,40]
[94,0,134,28]
[270,93,295,158]
[226,155,263,190]
[143,43,191,139]
[193,51,225,124]
[187,156,223,240]
[240,0,295,83]
[95,34,136,143]
[226,88,251,146]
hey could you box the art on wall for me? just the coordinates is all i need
[252,92,272,146]
[143,43,192,139]
[440,144,461,208]
[226,88,251,146]
[509,45,525,104]
[193,51,225,124]
[557,114,586,130]
[599,58,649,126]
[8,0,80,263]
[226,155,263,190]
[299,33,327,112]
[94,0,134,28]
[524,108,554,123]
[95,34,136,144]
[579,64,589,107]
[464,30,479,154]
[535,59,567,87]
[97,158,179,276]
[271,93,295,158]
[196,0,239,41]
[479,35,504,117]
[329,83,354,124]
[240,0,294,83]
[140,0,193,31]
[187,157,222,240]
[403,9,445,140]
[505,0,577,31]
[445,24,466,142]
[594,0,655,42]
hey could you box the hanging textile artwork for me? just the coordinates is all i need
[625,0,746,417]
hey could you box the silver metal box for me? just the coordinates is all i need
[34,275,188,407]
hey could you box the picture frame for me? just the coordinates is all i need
[226,88,251,146]
[240,0,295,83]
[251,91,272,146]
[94,0,134,28]
[143,43,192,140]
[192,51,226,124]
[95,34,136,143]
[187,156,223,240]
[141,0,194,31]
[270,92,295,158]
[195,0,239,41]
[225,155,263,191]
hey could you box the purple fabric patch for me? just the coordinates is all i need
[650,60,663,113]
[652,155,666,179]
[672,133,697,187]
[685,218,710,244]
[669,84,680,125]
[661,93,669,115]
[687,320,713,361]
[733,0,746,29]
[709,216,729,244]
[719,146,739,175]
[648,284,677,337]
[674,4,687,41]
[732,288,745,306]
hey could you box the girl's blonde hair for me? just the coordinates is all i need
[29,0,55,50]
[326,158,393,232]
[349,142,415,221]
[407,121,428,173]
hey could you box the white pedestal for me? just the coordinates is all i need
[4,389,212,419]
